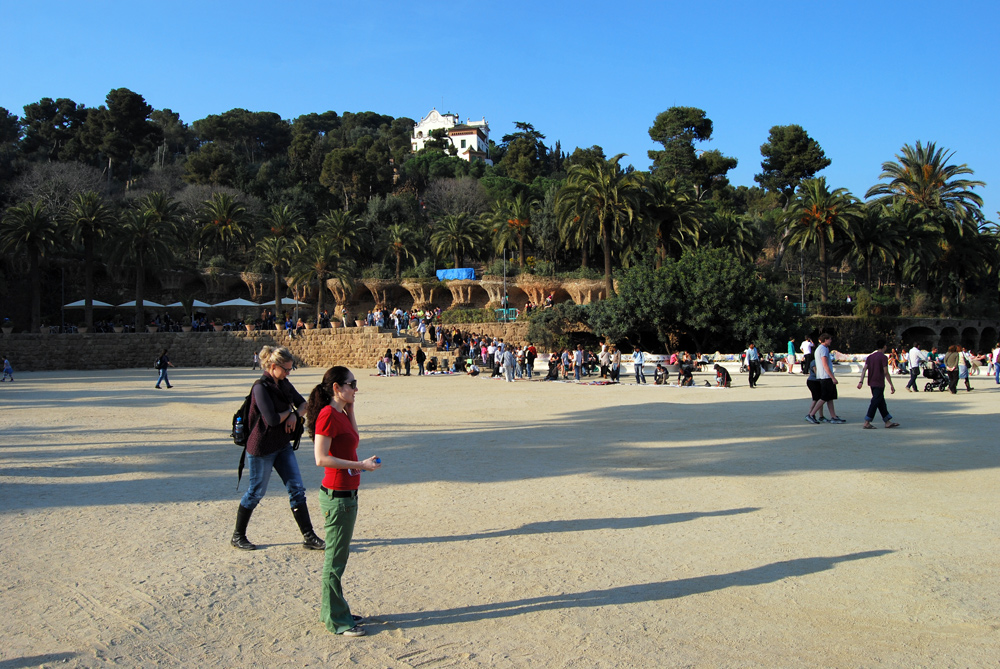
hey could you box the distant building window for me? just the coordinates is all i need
[461,139,467,148]
[417,131,423,138]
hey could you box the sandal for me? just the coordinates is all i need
[862,424,876,429]
[885,422,900,429]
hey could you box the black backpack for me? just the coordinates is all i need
[231,381,261,489]
[153,357,162,370]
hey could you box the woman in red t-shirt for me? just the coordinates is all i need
[306,366,381,638]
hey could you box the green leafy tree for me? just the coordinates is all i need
[589,247,799,352]
[65,191,117,328]
[647,107,738,198]
[432,213,483,268]
[19,97,89,161]
[840,204,904,291]
[556,153,643,296]
[262,203,303,238]
[496,122,550,183]
[641,177,702,260]
[80,88,162,182]
[254,236,299,310]
[755,125,831,206]
[0,201,62,330]
[783,178,861,303]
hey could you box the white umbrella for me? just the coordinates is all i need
[118,300,166,308]
[212,298,260,307]
[64,299,113,308]
[165,300,214,308]
[278,297,308,306]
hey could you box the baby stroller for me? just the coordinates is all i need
[922,363,949,392]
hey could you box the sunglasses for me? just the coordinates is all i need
[341,380,358,390]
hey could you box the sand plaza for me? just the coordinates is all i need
[1,366,997,667]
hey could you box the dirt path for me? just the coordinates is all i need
[1,368,997,667]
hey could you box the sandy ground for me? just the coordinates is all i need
[1,365,998,668]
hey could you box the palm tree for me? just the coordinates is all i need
[263,203,303,238]
[840,203,905,291]
[879,197,936,298]
[706,210,762,264]
[641,176,702,261]
[381,222,420,279]
[254,236,300,312]
[783,177,861,303]
[484,193,535,267]
[111,206,177,328]
[431,213,484,269]
[317,209,363,254]
[65,191,117,328]
[866,141,985,233]
[198,192,250,258]
[0,201,62,331]
[290,236,355,323]
[556,153,643,296]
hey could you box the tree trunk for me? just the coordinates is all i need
[395,251,402,280]
[29,251,41,332]
[273,268,282,314]
[518,234,525,268]
[135,256,145,330]
[84,235,94,329]
[316,277,323,324]
[602,226,615,297]
[818,237,828,303]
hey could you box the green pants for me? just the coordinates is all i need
[318,491,358,633]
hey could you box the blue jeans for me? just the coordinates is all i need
[995,363,999,384]
[156,367,170,387]
[240,444,307,511]
[864,386,893,423]
[635,363,645,384]
[525,361,532,378]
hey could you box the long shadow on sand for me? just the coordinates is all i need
[355,507,759,548]
[378,550,894,628]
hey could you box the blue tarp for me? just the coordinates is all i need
[436,268,475,281]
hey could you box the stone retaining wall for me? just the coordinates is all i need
[0,323,531,372]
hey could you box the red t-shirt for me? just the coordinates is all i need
[865,350,888,387]
[315,405,360,491]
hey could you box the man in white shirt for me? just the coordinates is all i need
[799,337,814,374]
[807,333,845,424]
[906,343,927,392]
[993,343,1000,384]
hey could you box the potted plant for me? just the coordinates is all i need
[113,315,124,333]
[212,320,224,332]
[146,321,159,333]
[2,318,12,335]
[39,318,50,334]
[77,321,89,334]
[245,322,256,332]
[181,316,193,333]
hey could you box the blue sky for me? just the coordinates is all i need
[2,0,997,219]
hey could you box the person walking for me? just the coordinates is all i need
[992,342,1000,384]
[155,349,174,389]
[525,342,536,379]
[807,333,845,423]
[958,346,973,391]
[502,347,516,382]
[943,345,961,394]
[632,346,646,384]
[858,340,899,429]
[252,351,260,370]
[905,343,926,392]
[307,366,381,638]
[745,343,761,388]
[610,345,621,383]
[1,355,13,382]
[230,346,325,552]
[786,337,797,374]
[573,345,584,382]
[415,347,426,376]
[598,346,611,379]
[800,337,814,374]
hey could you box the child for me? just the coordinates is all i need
[2,356,12,382]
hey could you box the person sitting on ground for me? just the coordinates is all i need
[654,363,668,385]
[545,353,560,380]
[678,364,694,387]
[714,364,732,388]
[466,361,480,376]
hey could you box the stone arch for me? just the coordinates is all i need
[899,326,936,349]
[979,327,998,352]
[938,326,960,349]
[961,327,979,351]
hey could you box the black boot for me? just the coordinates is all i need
[292,504,325,550]
[231,505,256,550]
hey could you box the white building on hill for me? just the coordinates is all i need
[411,109,492,164]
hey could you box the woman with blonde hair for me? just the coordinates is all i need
[307,366,381,637]
[230,345,325,552]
